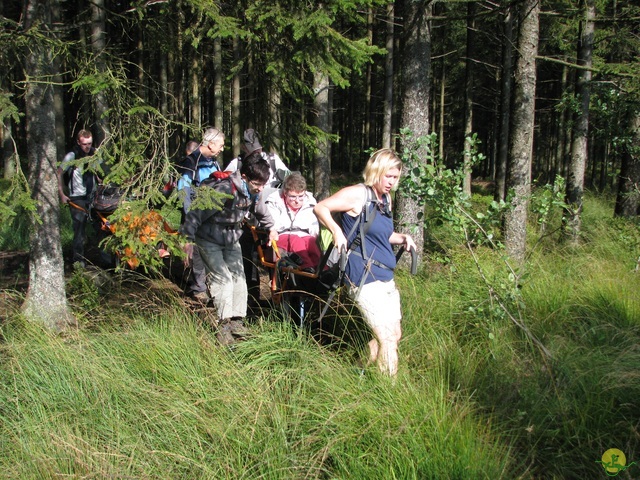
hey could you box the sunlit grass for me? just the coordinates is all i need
[0,283,509,478]
[1,193,638,478]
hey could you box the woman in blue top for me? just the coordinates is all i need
[314,149,416,376]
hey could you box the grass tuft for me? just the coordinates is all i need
[1,192,638,478]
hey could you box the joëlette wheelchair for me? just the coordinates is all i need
[246,224,417,330]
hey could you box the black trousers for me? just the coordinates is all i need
[240,227,260,306]
[69,197,91,264]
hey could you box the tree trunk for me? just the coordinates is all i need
[598,141,608,192]
[503,0,540,266]
[269,85,282,155]
[190,51,201,129]
[382,2,394,150]
[614,109,640,217]
[313,70,331,201]
[553,62,569,180]
[213,38,224,130]
[495,1,514,202]
[91,0,109,146]
[462,1,476,197]
[232,35,241,158]
[52,1,65,163]
[23,0,75,330]
[438,66,445,161]
[3,120,16,180]
[563,0,595,243]
[397,0,432,260]
[363,7,373,164]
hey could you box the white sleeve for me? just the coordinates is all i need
[224,158,239,173]
[273,153,289,172]
[61,151,75,167]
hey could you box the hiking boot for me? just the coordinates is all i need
[228,318,250,336]
[189,290,209,302]
[216,320,235,346]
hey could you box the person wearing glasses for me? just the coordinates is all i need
[57,129,100,268]
[176,127,225,299]
[264,172,321,271]
[181,152,278,345]
[225,129,291,309]
[314,148,416,376]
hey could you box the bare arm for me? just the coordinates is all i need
[313,184,367,252]
[389,231,416,252]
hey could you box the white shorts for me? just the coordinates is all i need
[349,279,401,332]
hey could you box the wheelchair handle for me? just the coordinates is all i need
[396,246,418,275]
[339,247,347,272]
[410,248,418,275]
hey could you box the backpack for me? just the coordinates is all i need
[92,184,123,214]
[62,145,98,197]
[176,152,221,190]
[192,170,238,211]
[318,185,390,291]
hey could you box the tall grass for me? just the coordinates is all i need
[404,193,640,478]
[1,193,638,478]
[0,285,509,479]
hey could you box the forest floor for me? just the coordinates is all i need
[0,246,278,331]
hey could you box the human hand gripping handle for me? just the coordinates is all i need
[332,228,348,254]
[182,242,194,268]
[394,233,418,275]
[404,235,418,275]
[398,232,415,252]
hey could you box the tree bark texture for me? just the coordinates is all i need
[382,2,394,150]
[3,120,16,180]
[563,0,595,242]
[397,0,432,259]
[462,1,476,197]
[313,70,331,201]
[495,2,514,202]
[213,38,224,130]
[190,52,201,130]
[614,109,640,217]
[554,62,569,180]
[23,0,75,330]
[91,0,109,146]
[503,0,540,266]
[231,35,242,157]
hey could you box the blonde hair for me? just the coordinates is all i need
[76,129,92,141]
[362,148,402,186]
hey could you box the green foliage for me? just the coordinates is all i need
[609,218,640,268]
[186,184,233,213]
[2,196,638,478]
[398,128,505,248]
[530,174,568,233]
[0,171,38,242]
[65,263,101,313]
[0,91,21,125]
[401,201,640,477]
[63,59,201,273]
